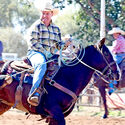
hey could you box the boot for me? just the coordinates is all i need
[27,94,40,106]
[27,87,45,106]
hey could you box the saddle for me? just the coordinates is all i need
[2,57,58,81]
[1,57,59,107]
[0,57,78,114]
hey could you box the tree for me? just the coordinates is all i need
[0,0,39,31]
[0,0,39,58]
[53,0,125,45]
[1,0,125,50]
[54,8,80,36]
[0,0,17,27]
[0,27,28,57]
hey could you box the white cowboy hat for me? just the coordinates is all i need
[41,2,59,16]
[108,27,125,35]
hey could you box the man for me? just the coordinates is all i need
[108,27,125,64]
[108,27,125,94]
[27,2,62,106]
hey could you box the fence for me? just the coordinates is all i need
[2,53,18,61]
[75,86,103,111]
[75,84,125,111]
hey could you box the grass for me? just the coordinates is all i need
[72,106,125,118]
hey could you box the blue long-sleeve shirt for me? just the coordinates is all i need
[0,41,3,57]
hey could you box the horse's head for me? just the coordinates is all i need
[81,38,120,84]
[94,38,120,82]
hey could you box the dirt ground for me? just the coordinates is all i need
[0,108,125,125]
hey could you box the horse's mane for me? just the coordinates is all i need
[77,44,95,56]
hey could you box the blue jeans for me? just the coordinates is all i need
[113,53,125,64]
[0,56,2,61]
[27,50,47,96]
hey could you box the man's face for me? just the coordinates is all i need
[41,11,53,24]
[113,33,120,39]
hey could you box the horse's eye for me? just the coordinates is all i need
[104,51,108,56]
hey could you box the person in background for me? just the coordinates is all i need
[26,2,62,106]
[108,26,125,95]
[108,27,125,64]
[62,34,75,58]
[64,34,73,48]
[0,41,3,61]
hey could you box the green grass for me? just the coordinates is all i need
[72,106,125,117]
[108,110,125,117]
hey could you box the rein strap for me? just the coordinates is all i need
[49,79,78,114]
[49,80,77,102]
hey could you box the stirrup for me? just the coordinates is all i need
[27,87,46,106]
[27,95,39,106]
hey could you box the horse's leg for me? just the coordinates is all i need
[48,118,58,125]
[46,106,65,125]
[76,99,79,111]
[98,86,108,119]
[76,96,82,111]
[0,102,11,115]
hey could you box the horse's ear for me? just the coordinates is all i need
[98,38,105,49]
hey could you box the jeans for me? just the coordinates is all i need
[27,50,47,96]
[0,56,2,61]
[113,53,125,64]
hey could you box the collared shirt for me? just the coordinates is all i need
[27,19,61,59]
[112,35,125,54]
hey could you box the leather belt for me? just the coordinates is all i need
[115,52,125,54]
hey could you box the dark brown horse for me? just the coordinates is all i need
[93,58,125,119]
[0,38,120,125]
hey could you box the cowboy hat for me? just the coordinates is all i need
[108,27,125,35]
[41,2,59,16]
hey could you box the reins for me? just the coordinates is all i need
[66,44,117,84]
[61,44,85,66]
[75,54,114,83]
[96,44,121,82]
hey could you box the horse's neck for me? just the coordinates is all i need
[60,47,95,96]
[64,64,94,96]
[76,70,94,96]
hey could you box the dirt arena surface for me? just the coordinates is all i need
[0,108,125,125]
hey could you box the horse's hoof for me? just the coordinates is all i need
[103,114,108,119]
[108,92,112,95]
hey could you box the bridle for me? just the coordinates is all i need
[72,44,120,84]
[96,44,121,82]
